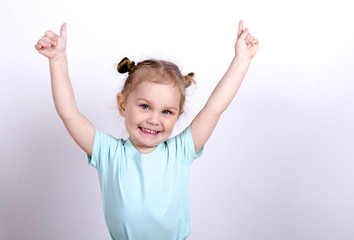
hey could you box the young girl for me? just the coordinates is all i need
[35,21,258,240]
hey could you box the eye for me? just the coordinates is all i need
[140,104,149,110]
[162,110,172,115]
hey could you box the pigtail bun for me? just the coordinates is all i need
[184,72,195,88]
[117,57,135,74]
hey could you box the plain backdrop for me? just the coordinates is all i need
[1,0,354,239]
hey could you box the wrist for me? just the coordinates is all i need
[233,54,252,63]
[49,52,67,62]
[231,55,252,69]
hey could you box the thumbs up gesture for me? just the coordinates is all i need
[235,20,259,59]
[35,23,67,59]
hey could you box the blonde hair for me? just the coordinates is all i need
[117,57,195,111]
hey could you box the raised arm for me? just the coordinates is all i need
[35,23,95,156]
[190,20,259,153]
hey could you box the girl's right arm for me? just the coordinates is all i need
[35,23,95,157]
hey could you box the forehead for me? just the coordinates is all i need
[128,80,181,108]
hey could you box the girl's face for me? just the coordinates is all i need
[117,80,182,154]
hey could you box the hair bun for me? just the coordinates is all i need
[117,57,135,74]
[184,72,195,88]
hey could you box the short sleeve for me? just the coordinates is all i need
[87,129,122,171]
[172,125,204,164]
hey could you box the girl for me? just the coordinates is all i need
[35,20,258,240]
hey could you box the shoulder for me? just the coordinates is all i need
[94,129,124,144]
[89,128,126,169]
[166,126,192,146]
[165,126,203,163]
[92,129,126,156]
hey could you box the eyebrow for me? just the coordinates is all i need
[136,98,178,111]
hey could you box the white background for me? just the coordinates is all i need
[1,0,354,239]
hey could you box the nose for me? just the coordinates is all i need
[147,111,160,125]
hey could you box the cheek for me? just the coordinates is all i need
[125,108,141,127]
[164,117,178,130]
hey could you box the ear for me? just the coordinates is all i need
[116,93,127,117]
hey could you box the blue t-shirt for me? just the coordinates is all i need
[87,126,203,240]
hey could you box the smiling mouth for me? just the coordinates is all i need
[139,127,160,135]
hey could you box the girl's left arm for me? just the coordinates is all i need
[190,20,259,154]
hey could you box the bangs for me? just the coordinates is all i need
[132,68,183,93]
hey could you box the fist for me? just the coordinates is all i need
[35,23,67,59]
[235,20,259,59]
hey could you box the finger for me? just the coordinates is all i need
[252,38,259,46]
[251,37,258,44]
[245,34,254,47]
[42,36,57,46]
[60,23,67,39]
[237,20,244,38]
[38,39,52,48]
[36,39,45,49]
[239,27,249,41]
[245,33,252,44]
[35,43,43,50]
[249,36,255,43]
[36,38,53,50]
[45,30,59,41]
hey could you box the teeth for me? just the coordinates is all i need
[141,127,158,134]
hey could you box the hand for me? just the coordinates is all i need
[35,23,67,59]
[235,20,259,59]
